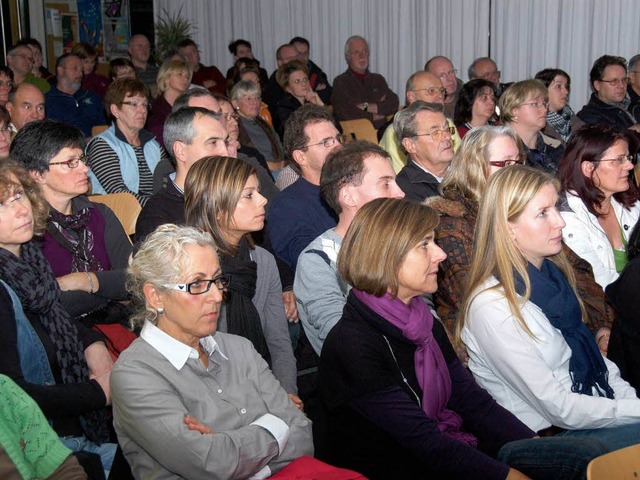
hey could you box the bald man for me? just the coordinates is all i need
[379,71,461,172]
[424,56,463,118]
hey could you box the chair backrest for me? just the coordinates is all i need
[89,193,141,240]
[91,125,109,137]
[587,443,640,480]
[339,118,378,144]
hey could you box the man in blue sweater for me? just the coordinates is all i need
[267,104,342,270]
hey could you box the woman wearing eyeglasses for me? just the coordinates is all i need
[11,120,133,327]
[184,156,300,403]
[87,79,171,206]
[273,60,324,140]
[0,160,116,476]
[499,80,564,174]
[558,124,640,291]
[111,224,313,478]
[453,79,498,138]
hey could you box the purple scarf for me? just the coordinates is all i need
[353,289,477,446]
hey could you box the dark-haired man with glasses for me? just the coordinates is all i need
[267,104,342,270]
[380,70,461,173]
[578,55,640,134]
[395,101,455,202]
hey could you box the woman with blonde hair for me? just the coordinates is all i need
[145,58,192,147]
[320,197,605,480]
[460,165,640,451]
[499,80,563,174]
[184,156,300,405]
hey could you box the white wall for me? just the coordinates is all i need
[154,0,640,110]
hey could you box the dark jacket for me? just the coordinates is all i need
[319,292,534,480]
[396,160,441,202]
[521,133,564,175]
[577,93,637,131]
[606,255,640,391]
[134,179,185,244]
[273,93,303,140]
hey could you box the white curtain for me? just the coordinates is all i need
[153,0,639,109]
[153,0,490,102]
[491,0,640,109]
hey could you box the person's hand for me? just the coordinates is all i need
[316,82,327,91]
[596,327,611,356]
[184,414,213,434]
[203,79,217,89]
[455,344,470,368]
[628,124,640,133]
[288,393,304,411]
[506,468,531,479]
[57,272,99,293]
[282,291,299,323]
[304,91,324,106]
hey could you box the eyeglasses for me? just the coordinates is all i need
[49,155,89,169]
[599,78,629,87]
[437,69,457,79]
[413,125,456,142]
[411,87,446,97]
[0,126,11,136]
[349,49,369,57]
[222,112,240,122]
[304,134,347,149]
[480,70,501,80]
[164,274,231,295]
[18,103,45,113]
[292,77,309,85]
[11,53,33,62]
[598,154,634,165]
[0,80,13,88]
[121,101,150,110]
[521,100,549,110]
[489,157,523,168]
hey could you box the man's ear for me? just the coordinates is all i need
[292,149,307,168]
[173,141,186,164]
[341,184,357,209]
[401,137,416,155]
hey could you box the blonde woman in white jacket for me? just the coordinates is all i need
[558,124,640,289]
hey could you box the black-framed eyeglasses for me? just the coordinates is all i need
[304,134,347,149]
[164,274,231,295]
[413,125,456,142]
[411,87,446,97]
[49,155,89,169]
[597,155,634,165]
[121,101,151,110]
[489,157,523,168]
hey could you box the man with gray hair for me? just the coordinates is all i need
[468,56,511,97]
[331,35,398,129]
[395,100,455,202]
[135,106,230,243]
[628,54,640,120]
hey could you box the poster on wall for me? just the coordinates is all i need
[102,0,130,59]
[76,0,102,54]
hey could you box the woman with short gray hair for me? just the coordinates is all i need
[112,223,313,478]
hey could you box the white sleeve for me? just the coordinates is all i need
[464,293,640,430]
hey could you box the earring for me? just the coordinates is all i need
[157,307,164,316]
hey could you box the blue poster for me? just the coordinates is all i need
[77,0,103,52]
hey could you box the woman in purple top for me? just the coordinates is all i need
[318,198,607,480]
[10,119,132,324]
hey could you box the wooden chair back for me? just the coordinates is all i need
[91,125,109,137]
[89,192,141,240]
[587,443,640,480]
[339,118,379,144]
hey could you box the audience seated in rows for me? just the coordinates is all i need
[395,101,455,202]
[454,78,498,138]
[87,79,168,205]
[331,36,399,129]
[291,36,333,104]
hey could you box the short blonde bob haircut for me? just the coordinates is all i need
[441,125,524,204]
[338,198,439,298]
[0,160,49,236]
[498,79,547,123]
[156,58,192,95]
[458,165,584,344]
[184,156,258,257]
[127,224,217,329]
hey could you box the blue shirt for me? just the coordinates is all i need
[266,177,337,270]
[45,86,106,137]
